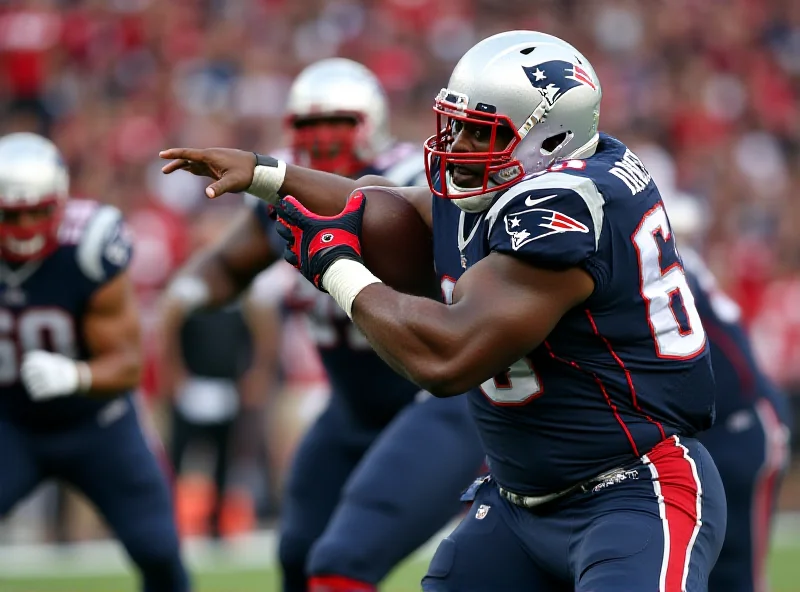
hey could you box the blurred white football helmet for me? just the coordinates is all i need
[635,142,709,242]
[0,132,69,261]
[285,58,391,176]
[661,190,709,240]
[424,31,602,212]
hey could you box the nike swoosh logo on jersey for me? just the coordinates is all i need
[524,194,559,207]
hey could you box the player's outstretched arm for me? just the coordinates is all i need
[160,148,362,214]
[159,147,431,223]
[81,271,143,395]
[352,254,594,396]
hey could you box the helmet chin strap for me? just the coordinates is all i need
[447,172,498,213]
[566,133,600,160]
[453,193,497,213]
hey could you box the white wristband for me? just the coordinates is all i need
[166,276,211,315]
[247,159,286,205]
[76,361,92,394]
[321,259,382,319]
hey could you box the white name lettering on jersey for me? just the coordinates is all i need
[609,149,651,195]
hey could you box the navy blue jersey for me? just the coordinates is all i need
[432,133,715,495]
[254,143,427,425]
[682,248,784,422]
[0,199,134,430]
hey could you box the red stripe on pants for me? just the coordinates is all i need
[644,436,702,592]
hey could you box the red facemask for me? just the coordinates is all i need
[424,93,524,200]
[0,198,65,262]
[288,116,367,177]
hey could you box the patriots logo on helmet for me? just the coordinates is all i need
[522,60,597,107]
[505,207,589,251]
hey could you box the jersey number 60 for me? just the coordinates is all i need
[0,308,77,385]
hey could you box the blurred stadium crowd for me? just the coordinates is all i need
[0,0,799,539]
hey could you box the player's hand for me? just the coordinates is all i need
[159,147,256,199]
[21,351,88,401]
[275,191,366,290]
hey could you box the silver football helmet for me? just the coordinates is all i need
[285,58,392,175]
[0,133,69,261]
[424,31,602,212]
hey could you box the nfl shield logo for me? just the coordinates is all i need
[475,504,490,520]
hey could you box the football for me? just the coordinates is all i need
[355,185,438,298]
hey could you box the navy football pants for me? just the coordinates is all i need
[0,398,189,592]
[423,436,727,592]
[699,398,791,592]
[278,393,484,591]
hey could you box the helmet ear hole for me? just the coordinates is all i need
[542,132,568,154]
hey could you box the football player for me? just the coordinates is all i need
[662,191,791,592]
[159,58,484,592]
[0,133,189,592]
[162,31,729,591]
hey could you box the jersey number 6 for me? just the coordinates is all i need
[632,204,706,359]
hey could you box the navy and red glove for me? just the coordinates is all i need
[275,192,367,290]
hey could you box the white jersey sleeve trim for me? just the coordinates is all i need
[486,172,606,249]
[76,205,123,282]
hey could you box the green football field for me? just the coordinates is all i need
[2,546,800,592]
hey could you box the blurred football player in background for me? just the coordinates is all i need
[659,189,792,592]
[162,205,282,540]
[0,133,189,592]
[160,58,484,592]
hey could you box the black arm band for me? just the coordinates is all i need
[254,153,281,168]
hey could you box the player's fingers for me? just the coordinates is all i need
[343,190,366,215]
[159,148,206,162]
[205,179,230,199]
[275,221,295,244]
[161,159,193,174]
[282,196,317,218]
[283,247,299,268]
[208,171,254,198]
[22,359,41,373]
[22,371,43,390]
[274,199,295,221]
